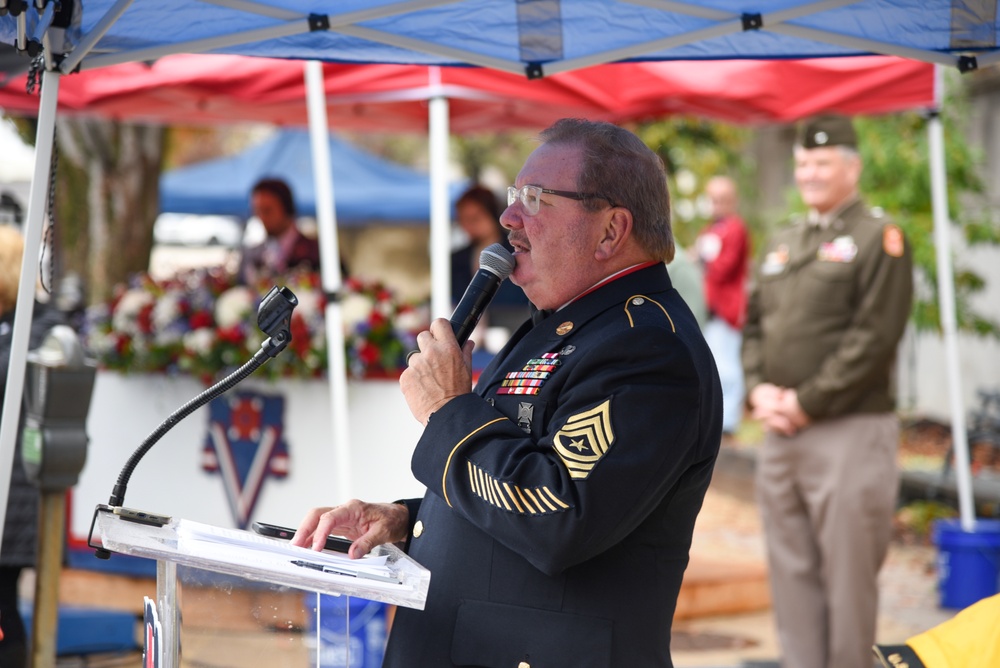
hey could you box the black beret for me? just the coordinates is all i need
[797,114,857,149]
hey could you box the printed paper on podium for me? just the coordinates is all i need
[95,510,430,609]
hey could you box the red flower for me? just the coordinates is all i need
[189,311,213,329]
[217,326,244,344]
[137,303,155,334]
[290,314,311,355]
[114,334,132,355]
[359,341,380,365]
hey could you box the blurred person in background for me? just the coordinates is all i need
[451,184,530,342]
[696,175,749,436]
[742,115,913,668]
[0,225,63,666]
[239,178,320,285]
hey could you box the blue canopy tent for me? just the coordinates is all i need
[0,2,991,592]
[159,128,464,223]
[3,1,998,75]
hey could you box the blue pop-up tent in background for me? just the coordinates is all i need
[160,129,466,223]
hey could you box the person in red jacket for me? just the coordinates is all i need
[696,175,750,434]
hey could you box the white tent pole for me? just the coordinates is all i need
[305,60,352,500]
[0,70,60,551]
[927,65,975,530]
[428,69,451,320]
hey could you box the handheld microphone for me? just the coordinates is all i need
[449,243,516,346]
[405,243,515,365]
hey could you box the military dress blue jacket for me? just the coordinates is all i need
[384,262,722,668]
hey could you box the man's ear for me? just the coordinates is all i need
[595,207,633,261]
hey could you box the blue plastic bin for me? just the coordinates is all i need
[19,604,138,656]
[305,594,387,668]
[933,518,1000,610]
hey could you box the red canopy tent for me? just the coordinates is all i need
[0,53,933,130]
[0,54,937,515]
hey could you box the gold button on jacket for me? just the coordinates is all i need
[412,520,424,538]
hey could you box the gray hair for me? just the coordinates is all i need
[539,119,674,262]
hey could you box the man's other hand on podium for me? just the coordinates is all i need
[291,499,409,560]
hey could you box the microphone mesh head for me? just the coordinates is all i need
[479,243,515,280]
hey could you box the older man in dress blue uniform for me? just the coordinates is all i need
[294,119,723,668]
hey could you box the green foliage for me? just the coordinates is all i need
[451,130,538,186]
[625,72,1000,340]
[850,76,1000,338]
[895,500,958,541]
[631,118,752,248]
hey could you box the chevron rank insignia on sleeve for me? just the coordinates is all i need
[553,398,615,479]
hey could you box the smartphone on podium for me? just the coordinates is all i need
[251,521,352,553]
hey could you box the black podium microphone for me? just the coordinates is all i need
[449,242,516,346]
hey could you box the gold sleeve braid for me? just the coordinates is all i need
[467,461,570,515]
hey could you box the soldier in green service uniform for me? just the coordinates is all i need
[742,114,913,668]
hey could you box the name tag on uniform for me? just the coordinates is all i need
[817,235,857,263]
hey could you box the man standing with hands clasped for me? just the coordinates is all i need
[293,118,722,667]
[742,115,913,668]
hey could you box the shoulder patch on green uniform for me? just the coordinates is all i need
[882,223,904,257]
[623,294,675,332]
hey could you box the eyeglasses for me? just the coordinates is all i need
[506,185,616,216]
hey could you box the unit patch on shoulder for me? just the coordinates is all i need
[553,398,615,480]
[883,224,904,258]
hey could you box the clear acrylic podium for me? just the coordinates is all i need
[92,507,430,667]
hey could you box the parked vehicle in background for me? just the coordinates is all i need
[153,213,243,247]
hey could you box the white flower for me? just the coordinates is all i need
[183,328,216,356]
[153,290,183,332]
[340,293,374,329]
[154,329,183,346]
[85,330,115,356]
[215,286,255,329]
[395,307,428,333]
[375,298,394,319]
[295,289,321,320]
[111,289,155,335]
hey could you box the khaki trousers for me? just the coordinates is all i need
[755,412,899,668]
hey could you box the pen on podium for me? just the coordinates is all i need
[290,559,400,584]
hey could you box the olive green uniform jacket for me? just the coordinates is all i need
[742,199,913,419]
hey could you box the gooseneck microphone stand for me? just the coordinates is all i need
[88,286,298,559]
